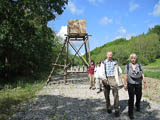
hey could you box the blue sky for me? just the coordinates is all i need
[48,0,160,54]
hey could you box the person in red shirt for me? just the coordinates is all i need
[88,60,95,89]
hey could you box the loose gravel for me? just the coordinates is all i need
[10,73,160,120]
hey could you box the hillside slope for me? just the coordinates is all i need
[90,25,160,65]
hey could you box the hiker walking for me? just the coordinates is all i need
[103,51,122,117]
[123,53,147,119]
[94,61,106,93]
[88,60,95,89]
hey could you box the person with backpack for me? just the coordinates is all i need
[123,53,147,119]
[103,51,122,117]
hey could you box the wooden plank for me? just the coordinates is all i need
[69,41,89,67]
[84,36,89,64]
[86,36,91,64]
[46,38,67,85]
[67,20,86,35]
[64,37,69,84]
[52,64,65,67]
[67,71,87,73]
[69,38,88,64]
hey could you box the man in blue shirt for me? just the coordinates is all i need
[103,51,120,117]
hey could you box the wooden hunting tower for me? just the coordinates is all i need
[47,19,91,85]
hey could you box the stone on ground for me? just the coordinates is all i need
[10,73,160,120]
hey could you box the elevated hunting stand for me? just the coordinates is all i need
[46,20,91,85]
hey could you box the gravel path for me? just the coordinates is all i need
[10,73,160,120]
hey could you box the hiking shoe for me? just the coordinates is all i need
[136,107,140,112]
[97,91,101,94]
[115,111,120,117]
[107,109,112,114]
[128,113,134,119]
[129,115,134,119]
[92,87,96,90]
[135,105,140,112]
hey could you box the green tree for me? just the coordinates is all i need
[89,26,160,66]
[0,0,68,82]
[148,25,160,35]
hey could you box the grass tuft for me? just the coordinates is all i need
[144,72,160,79]
[0,72,47,120]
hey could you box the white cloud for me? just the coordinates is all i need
[126,34,134,40]
[114,36,123,40]
[57,26,85,53]
[100,17,112,25]
[152,0,160,17]
[119,27,126,34]
[57,26,86,46]
[88,0,104,5]
[92,38,99,47]
[57,26,67,40]
[148,23,158,28]
[114,34,135,40]
[68,1,83,14]
[129,1,139,12]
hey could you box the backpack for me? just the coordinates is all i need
[127,63,143,80]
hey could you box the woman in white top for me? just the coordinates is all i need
[95,61,106,93]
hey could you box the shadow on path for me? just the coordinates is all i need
[10,93,160,120]
[10,73,160,120]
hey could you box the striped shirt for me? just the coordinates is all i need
[104,59,115,77]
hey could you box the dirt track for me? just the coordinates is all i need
[10,73,160,120]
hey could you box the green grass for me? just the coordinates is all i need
[144,71,160,79]
[143,66,160,70]
[143,63,160,79]
[120,66,125,73]
[0,73,47,120]
[147,59,160,66]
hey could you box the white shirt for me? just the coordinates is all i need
[95,63,106,79]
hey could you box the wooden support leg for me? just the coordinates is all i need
[86,36,91,64]
[84,36,89,64]
[64,37,69,84]
[69,41,89,67]
[46,39,67,85]
[67,38,88,67]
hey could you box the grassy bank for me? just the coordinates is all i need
[0,73,47,120]
[143,66,160,79]
[144,71,160,79]
[143,77,160,104]
[147,59,160,66]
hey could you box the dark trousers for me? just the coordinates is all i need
[127,83,142,115]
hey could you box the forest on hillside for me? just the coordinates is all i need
[90,25,160,65]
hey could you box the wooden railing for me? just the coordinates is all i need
[67,66,88,73]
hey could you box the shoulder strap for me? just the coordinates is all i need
[104,59,107,75]
[127,63,142,73]
[127,63,129,74]
[138,64,142,71]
